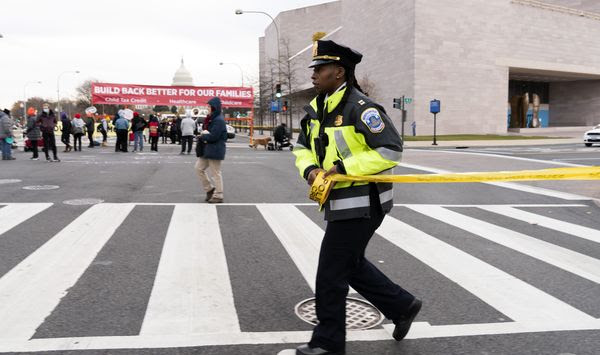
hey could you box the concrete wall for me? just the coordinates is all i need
[260,1,342,127]
[413,0,509,135]
[413,0,600,134]
[541,0,600,13]
[261,0,600,134]
[550,80,600,126]
[341,0,416,135]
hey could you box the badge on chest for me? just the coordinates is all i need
[334,115,343,126]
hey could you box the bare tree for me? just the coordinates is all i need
[74,79,119,116]
[358,74,377,98]
[75,79,97,109]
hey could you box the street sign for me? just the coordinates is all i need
[430,99,440,145]
[430,99,441,114]
[270,100,280,112]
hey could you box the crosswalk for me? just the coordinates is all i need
[0,202,599,353]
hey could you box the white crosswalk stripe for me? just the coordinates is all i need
[376,215,596,324]
[0,203,135,340]
[141,204,240,335]
[0,202,599,352]
[257,204,356,293]
[478,205,600,245]
[408,205,600,284]
[0,203,52,237]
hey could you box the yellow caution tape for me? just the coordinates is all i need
[308,166,600,205]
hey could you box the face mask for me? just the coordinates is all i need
[43,108,49,113]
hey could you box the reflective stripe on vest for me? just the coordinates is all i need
[334,130,352,159]
[375,147,402,163]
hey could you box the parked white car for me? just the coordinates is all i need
[583,124,600,147]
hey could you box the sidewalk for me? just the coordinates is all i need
[240,129,586,148]
[404,137,581,148]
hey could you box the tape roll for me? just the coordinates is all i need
[309,171,334,206]
[307,166,600,204]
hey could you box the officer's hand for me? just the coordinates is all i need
[307,168,325,186]
[324,165,340,178]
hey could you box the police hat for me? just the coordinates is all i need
[309,40,363,69]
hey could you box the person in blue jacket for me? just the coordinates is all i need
[195,97,227,203]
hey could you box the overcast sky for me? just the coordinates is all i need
[1,0,333,109]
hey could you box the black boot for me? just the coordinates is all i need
[295,344,344,355]
[392,298,422,341]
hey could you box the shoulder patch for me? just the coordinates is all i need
[360,108,385,133]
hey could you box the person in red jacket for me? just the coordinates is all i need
[148,114,159,151]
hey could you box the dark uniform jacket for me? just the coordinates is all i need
[295,86,403,221]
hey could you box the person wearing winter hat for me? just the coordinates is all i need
[195,97,227,203]
[71,113,85,152]
[25,107,41,160]
[36,103,60,162]
[131,111,146,152]
[148,114,160,151]
[60,112,72,152]
[85,114,95,148]
[180,111,195,155]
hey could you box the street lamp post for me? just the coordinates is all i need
[23,81,42,121]
[235,10,280,72]
[235,9,284,128]
[219,62,244,87]
[57,70,80,114]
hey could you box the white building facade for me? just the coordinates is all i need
[259,0,600,135]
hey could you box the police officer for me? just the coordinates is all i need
[291,39,422,355]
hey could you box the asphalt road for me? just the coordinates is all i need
[0,137,599,355]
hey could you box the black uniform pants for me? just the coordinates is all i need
[309,191,415,351]
[42,131,57,160]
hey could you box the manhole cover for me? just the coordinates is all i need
[63,198,104,205]
[295,297,384,330]
[0,179,22,184]
[22,185,60,190]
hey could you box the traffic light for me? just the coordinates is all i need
[393,97,403,110]
[275,84,282,98]
[282,100,288,112]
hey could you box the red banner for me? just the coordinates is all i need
[91,82,254,108]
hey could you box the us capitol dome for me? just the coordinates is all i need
[171,58,194,86]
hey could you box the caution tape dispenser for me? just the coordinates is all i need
[309,171,335,206]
